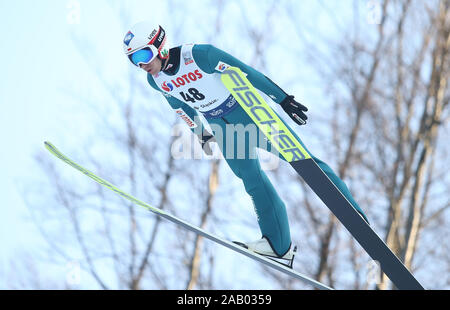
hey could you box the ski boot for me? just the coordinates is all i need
[233,237,297,269]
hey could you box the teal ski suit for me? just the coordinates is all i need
[146,44,367,256]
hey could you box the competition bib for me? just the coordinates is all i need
[152,44,232,114]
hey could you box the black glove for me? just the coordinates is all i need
[280,95,308,126]
[197,132,215,156]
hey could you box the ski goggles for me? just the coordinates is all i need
[128,46,157,67]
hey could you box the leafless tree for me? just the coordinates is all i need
[23,1,225,290]
[19,0,449,290]
[280,0,449,289]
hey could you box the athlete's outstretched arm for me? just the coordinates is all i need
[194,44,308,125]
[195,44,287,102]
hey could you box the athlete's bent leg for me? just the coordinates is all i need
[224,157,292,256]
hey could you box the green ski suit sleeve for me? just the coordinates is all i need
[192,44,289,104]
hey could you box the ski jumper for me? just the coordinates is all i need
[146,44,367,256]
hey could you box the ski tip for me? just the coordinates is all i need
[44,141,52,149]
[44,141,58,154]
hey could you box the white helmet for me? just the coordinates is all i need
[123,22,169,67]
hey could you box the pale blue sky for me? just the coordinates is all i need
[2,0,432,290]
[0,0,126,287]
[0,2,72,247]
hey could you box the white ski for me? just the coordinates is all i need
[44,141,332,290]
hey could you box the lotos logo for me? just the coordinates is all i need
[162,81,174,92]
[175,108,197,128]
[161,70,203,92]
[215,61,230,72]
